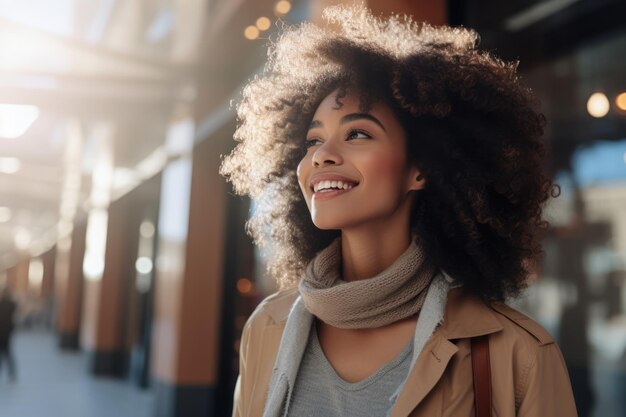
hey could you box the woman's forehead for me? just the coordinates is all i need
[313,88,394,121]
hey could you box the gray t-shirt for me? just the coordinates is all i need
[288,321,413,417]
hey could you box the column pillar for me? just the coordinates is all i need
[13,257,29,294]
[77,171,161,377]
[6,265,17,290]
[56,220,87,349]
[81,196,125,375]
[41,247,56,299]
[151,120,229,417]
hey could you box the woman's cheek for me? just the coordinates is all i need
[361,153,406,184]
[296,159,312,208]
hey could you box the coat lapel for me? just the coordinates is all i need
[390,287,504,417]
[390,332,459,417]
[262,296,313,417]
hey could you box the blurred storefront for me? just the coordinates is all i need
[455,2,626,416]
[0,1,624,416]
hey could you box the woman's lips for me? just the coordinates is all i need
[312,185,357,201]
[308,174,359,201]
[309,175,359,192]
[312,179,356,192]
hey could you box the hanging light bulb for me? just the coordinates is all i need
[586,92,610,118]
[244,25,260,40]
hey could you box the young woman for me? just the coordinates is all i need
[221,4,577,417]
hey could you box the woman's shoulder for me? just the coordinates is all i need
[444,287,555,348]
[445,290,575,408]
[245,287,299,330]
[488,300,555,347]
[485,300,576,414]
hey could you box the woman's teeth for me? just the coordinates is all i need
[313,180,355,193]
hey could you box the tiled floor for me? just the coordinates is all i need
[0,329,155,417]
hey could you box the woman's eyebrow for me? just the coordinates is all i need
[342,113,387,131]
[309,120,323,130]
[308,113,387,132]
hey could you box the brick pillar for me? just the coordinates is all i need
[80,176,160,377]
[151,123,229,417]
[56,220,87,349]
[41,247,56,299]
[13,258,29,294]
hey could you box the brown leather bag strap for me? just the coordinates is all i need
[471,335,492,417]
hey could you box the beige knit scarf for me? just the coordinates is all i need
[298,238,436,329]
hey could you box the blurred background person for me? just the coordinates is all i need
[0,287,17,382]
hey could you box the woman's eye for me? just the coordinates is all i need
[304,138,321,149]
[346,129,371,140]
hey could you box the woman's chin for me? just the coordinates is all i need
[311,220,341,231]
[311,216,359,231]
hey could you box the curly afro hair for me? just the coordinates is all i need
[220,4,559,301]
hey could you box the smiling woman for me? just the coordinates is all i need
[221,4,576,417]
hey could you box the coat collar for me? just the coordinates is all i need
[264,287,298,324]
[439,287,504,339]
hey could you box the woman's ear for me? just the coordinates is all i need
[407,167,426,192]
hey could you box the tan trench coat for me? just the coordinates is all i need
[233,287,578,417]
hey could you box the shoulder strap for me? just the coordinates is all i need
[471,335,492,417]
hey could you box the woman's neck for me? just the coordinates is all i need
[340,224,412,282]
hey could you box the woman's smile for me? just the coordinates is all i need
[309,173,359,201]
[312,185,354,201]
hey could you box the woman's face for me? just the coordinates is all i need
[297,88,424,231]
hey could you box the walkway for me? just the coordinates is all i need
[0,328,155,417]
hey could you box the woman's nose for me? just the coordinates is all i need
[312,141,342,167]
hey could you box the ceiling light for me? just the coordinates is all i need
[0,157,21,174]
[256,17,271,31]
[587,92,610,118]
[140,221,155,238]
[135,256,153,274]
[275,1,291,16]
[244,25,260,40]
[0,103,40,139]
